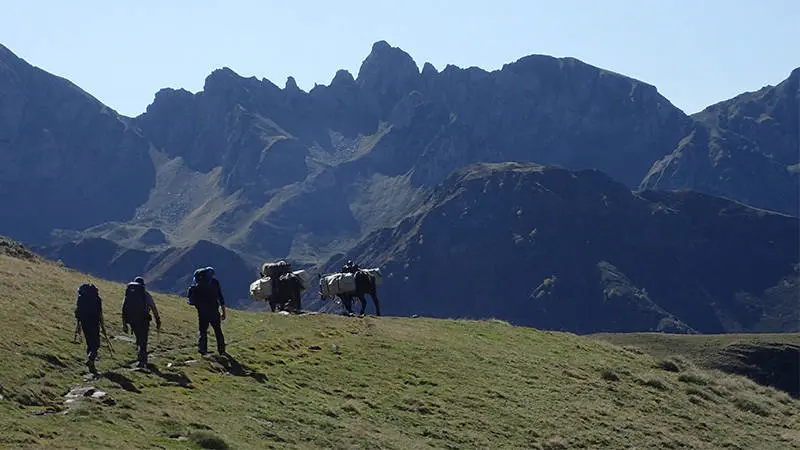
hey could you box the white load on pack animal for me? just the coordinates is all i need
[362,268,383,286]
[249,277,272,301]
[319,268,382,296]
[320,273,357,297]
[250,269,313,301]
[292,270,314,291]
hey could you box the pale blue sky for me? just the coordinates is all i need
[2,1,798,117]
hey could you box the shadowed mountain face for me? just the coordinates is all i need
[129,40,692,262]
[0,44,155,244]
[327,163,799,333]
[36,238,257,308]
[643,69,799,216]
[1,41,797,329]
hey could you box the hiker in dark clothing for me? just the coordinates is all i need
[75,283,104,373]
[341,260,361,274]
[187,267,227,355]
[122,277,161,368]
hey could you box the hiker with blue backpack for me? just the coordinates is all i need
[187,267,227,356]
[122,277,161,368]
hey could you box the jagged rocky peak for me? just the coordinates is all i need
[330,69,356,88]
[203,66,243,91]
[285,75,301,92]
[355,41,423,116]
[356,40,421,86]
[421,62,438,77]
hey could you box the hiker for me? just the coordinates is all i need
[74,283,105,373]
[122,277,161,368]
[187,267,227,355]
[341,260,361,274]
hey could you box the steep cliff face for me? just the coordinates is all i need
[330,163,799,333]
[643,68,799,216]
[0,44,155,243]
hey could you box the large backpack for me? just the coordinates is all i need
[75,283,101,321]
[189,268,218,308]
[122,282,149,325]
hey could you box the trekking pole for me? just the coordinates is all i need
[100,321,114,356]
[73,320,82,343]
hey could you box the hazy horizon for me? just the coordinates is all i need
[2,0,798,117]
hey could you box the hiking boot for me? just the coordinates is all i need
[86,359,97,374]
[136,361,147,369]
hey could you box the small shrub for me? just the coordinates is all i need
[188,431,230,450]
[733,394,771,417]
[656,358,682,373]
[601,370,620,382]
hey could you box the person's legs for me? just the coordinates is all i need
[81,321,101,372]
[132,321,150,367]
[198,311,211,354]
[210,314,226,354]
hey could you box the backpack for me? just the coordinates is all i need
[189,268,219,308]
[193,267,213,285]
[122,282,149,324]
[75,283,101,322]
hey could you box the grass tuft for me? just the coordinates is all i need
[656,358,683,373]
[678,371,711,386]
[636,375,670,391]
[188,430,230,449]
[732,394,771,417]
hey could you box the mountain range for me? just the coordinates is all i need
[0,41,797,328]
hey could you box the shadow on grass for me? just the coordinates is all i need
[150,365,194,389]
[212,354,268,384]
[102,372,142,393]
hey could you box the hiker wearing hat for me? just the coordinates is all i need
[121,277,161,368]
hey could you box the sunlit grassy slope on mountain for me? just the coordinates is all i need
[592,333,800,398]
[0,245,798,448]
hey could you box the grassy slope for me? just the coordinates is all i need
[590,333,800,394]
[590,333,800,366]
[0,253,799,449]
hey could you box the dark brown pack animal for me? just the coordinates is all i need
[321,270,381,316]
